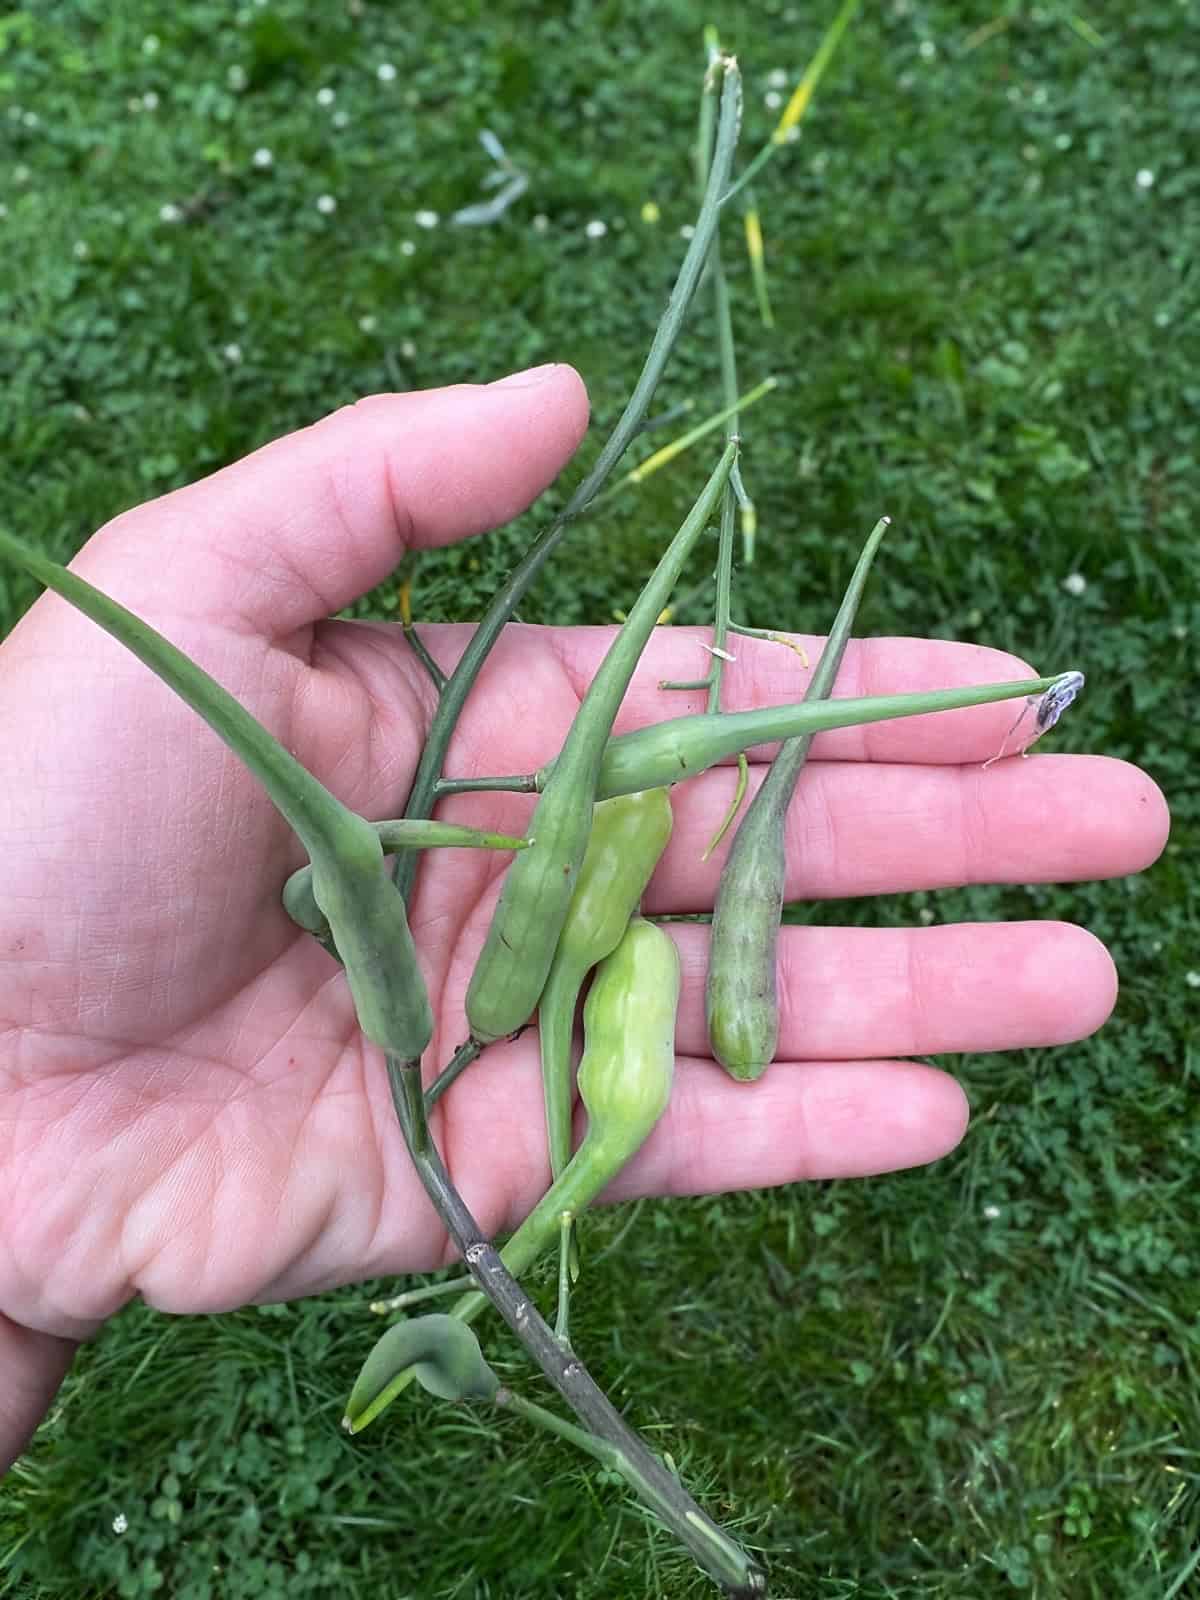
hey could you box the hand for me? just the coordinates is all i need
[0,366,1168,1469]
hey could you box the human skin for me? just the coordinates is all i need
[0,364,1169,1470]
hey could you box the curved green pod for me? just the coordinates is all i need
[527,672,1071,801]
[707,516,889,1079]
[0,529,432,1060]
[361,917,681,1431]
[464,442,735,1045]
[455,917,678,1325]
[343,1314,498,1434]
[538,789,674,1182]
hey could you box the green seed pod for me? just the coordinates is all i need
[707,516,889,1079]
[343,1314,498,1434]
[575,917,679,1152]
[539,789,674,1181]
[465,443,734,1044]
[436,917,681,1339]
[530,675,1068,801]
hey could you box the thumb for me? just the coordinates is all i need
[72,365,589,639]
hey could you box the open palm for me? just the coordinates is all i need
[0,367,1167,1468]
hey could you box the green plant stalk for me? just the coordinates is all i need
[463,441,736,1044]
[393,61,744,905]
[706,516,889,1079]
[591,376,776,507]
[722,0,861,208]
[493,1388,766,1599]
[0,529,432,1061]
[374,1049,765,1599]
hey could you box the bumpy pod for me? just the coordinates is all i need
[539,789,674,1182]
[445,917,680,1332]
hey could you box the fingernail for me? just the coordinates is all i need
[490,363,559,389]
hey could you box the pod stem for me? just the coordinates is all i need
[392,62,744,904]
[383,1050,766,1599]
[423,1035,483,1111]
[494,1387,766,1598]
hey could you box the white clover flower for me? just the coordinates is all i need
[764,90,783,110]
[919,39,937,60]
[377,62,397,82]
[679,223,695,240]
[1062,572,1087,597]
[585,218,607,239]
[112,1514,128,1535]
[142,91,159,111]
[22,110,40,129]
[1186,971,1200,990]
[331,110,349,128]
[315,193,337,214]
[227,64,248,91]
[222,342,242,364]
[316,86,336,107]
[531,213,549,233]
[414,209,439,228]
[400,339,417,359]
[982,1205,1002,1220]
[919,908,935,925]
[159,202,183,222]
[252,147,273,168]
[73,240,89,259]
[142,35,160,55]
[14,163,30,183]
[358,314,377,333]
[399,239,415,255]
[767,68,789,89]
[1136,168,1155,189]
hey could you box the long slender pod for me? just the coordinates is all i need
[529,671,1079,799]
[393,62,744,906]
[464,443,735,1044]
[0,529,432,1058]
[706,515,889,1079]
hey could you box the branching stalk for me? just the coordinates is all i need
[393,62,744,903]
[382,1051,766,1598]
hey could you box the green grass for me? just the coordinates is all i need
[2,1,1197,1596]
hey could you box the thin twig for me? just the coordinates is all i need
[384,1052,766,1598]
[393,63,744,903]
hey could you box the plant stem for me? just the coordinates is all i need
[369,1275,474,1315]
[384,1051,766,1598]
[423,1036,483,1110]
[393,62,744,904]
[493,1389,765,1598]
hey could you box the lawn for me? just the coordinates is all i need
[1,2,1196,1597]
